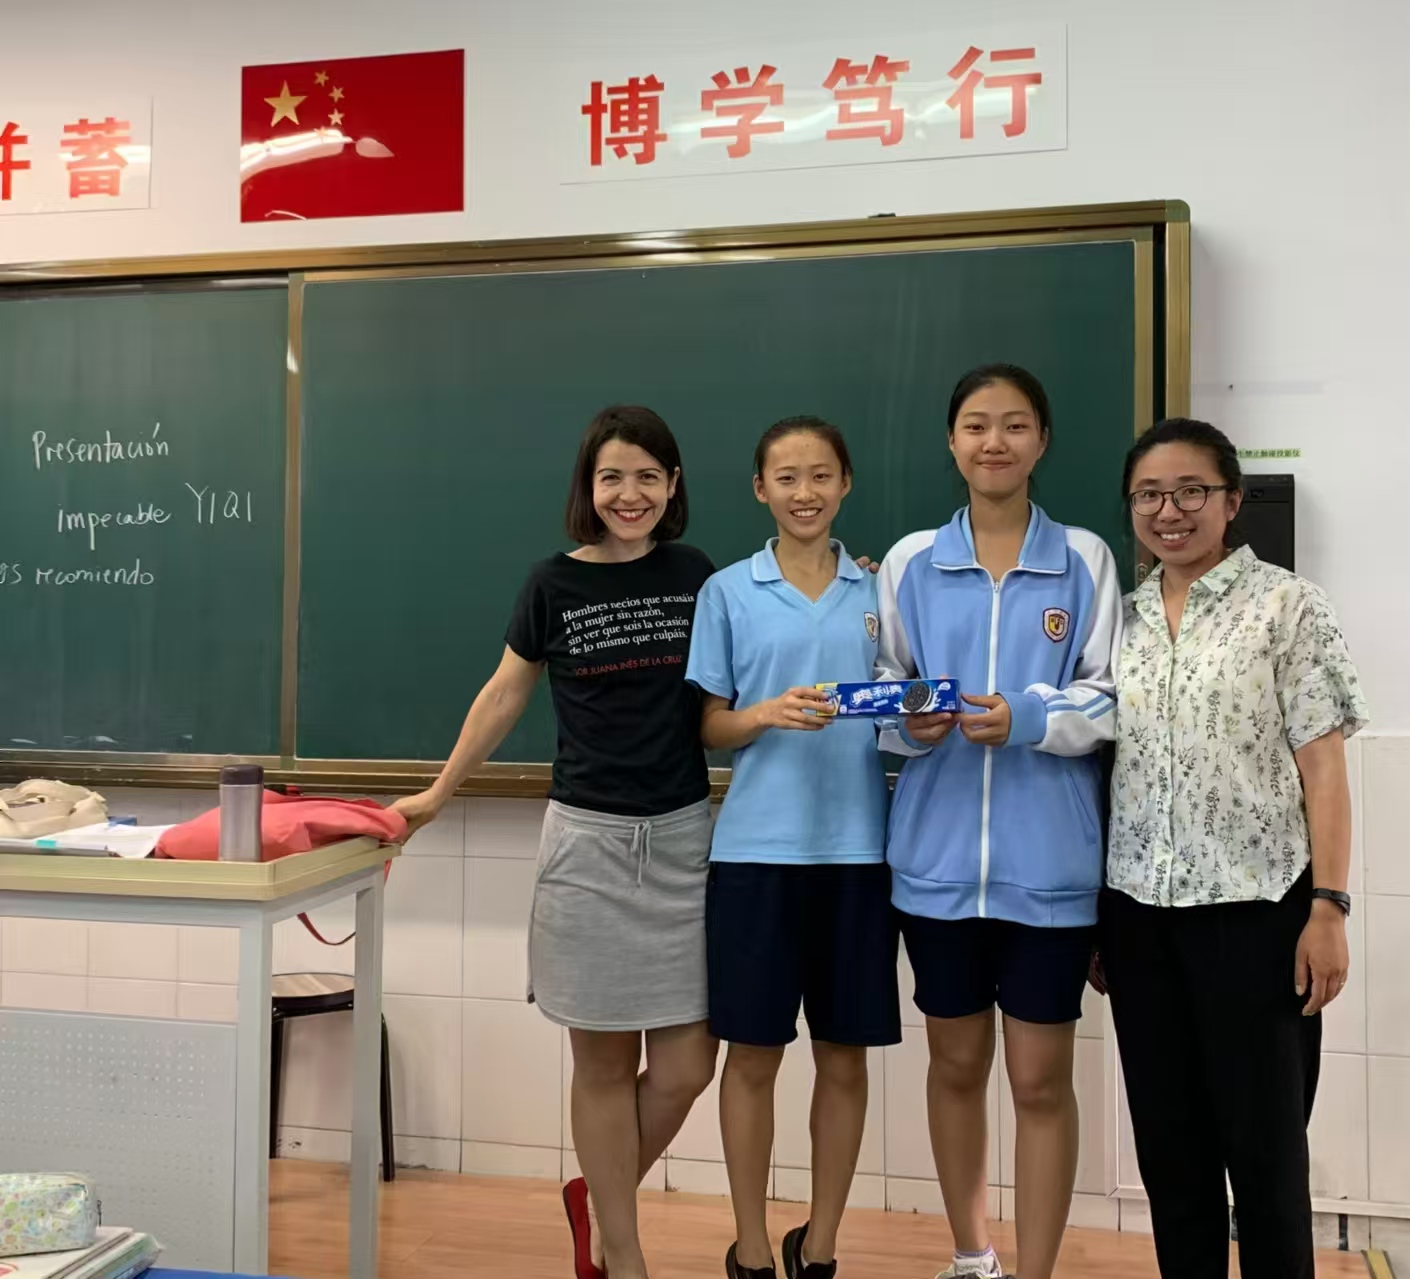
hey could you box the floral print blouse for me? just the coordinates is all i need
[1108,546,1368,907]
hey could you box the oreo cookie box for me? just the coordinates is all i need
[815,678,960,717]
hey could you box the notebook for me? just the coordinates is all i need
[0,1228,160,1279]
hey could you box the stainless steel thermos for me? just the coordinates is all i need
[217,764,264,862]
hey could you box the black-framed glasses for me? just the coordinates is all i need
[1128,484,1234,517]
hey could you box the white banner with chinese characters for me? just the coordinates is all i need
[0,97,152,214]
[565,24,1065,183]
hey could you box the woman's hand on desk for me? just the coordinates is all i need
[392,789,443,839]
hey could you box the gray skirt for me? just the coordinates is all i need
[528,798,712,1032]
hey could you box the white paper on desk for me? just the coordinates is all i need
[31,823,172,858]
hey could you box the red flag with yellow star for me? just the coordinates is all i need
[240,49,463,222]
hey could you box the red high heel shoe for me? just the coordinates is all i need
[563,1177,606,1279]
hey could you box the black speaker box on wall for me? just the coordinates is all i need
[1231,473,1295,572]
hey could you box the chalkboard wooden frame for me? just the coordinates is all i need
[0,200,1189,796]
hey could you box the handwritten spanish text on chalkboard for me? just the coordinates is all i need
[0,286,287,754]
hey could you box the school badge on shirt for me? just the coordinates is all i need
[864,611,879,642]
[1043,607,1070,642]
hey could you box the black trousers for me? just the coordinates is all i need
[1101,872,1321,1279]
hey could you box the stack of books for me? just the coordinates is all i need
[1,1228,160,1279]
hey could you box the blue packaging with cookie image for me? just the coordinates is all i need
[814,678,960,717]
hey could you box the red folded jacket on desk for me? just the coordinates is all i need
[155,793,406,945]
[155,791,407,862]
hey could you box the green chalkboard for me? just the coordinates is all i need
[298,241,1136,762]
[0,285,288,755]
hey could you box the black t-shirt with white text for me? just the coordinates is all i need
[505,543,714,817]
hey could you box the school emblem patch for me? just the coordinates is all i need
[1043,608,1071,642]
[864,611,879,642]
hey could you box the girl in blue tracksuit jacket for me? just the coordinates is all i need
[875,364,1121,1279]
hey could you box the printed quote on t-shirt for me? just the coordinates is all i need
[562,593,695,677]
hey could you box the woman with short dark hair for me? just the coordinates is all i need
[396,405,718,1279]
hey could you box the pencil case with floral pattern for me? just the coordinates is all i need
[0,1174,99,1257]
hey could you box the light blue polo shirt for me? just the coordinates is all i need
[686,539,889,865]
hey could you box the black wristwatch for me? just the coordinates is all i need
[1312,888,1352,916]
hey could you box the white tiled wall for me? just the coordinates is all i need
[1361,730,1410,1243]
[2,732,1407,1235]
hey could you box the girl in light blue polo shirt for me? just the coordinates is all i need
[686,416,897,1279]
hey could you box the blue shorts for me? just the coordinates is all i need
[900,912,1095,1025]
[706,861,901,1048]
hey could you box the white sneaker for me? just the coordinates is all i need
[935,1250,1004,1278]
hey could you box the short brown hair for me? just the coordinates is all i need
[564,405,689,544]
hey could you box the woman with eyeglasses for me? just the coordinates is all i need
[1100,418,1367,1279]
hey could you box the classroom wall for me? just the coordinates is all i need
[2,0,1408,1262]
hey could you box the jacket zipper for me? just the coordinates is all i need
[938,511,1065,918]
[978,573,1004,917]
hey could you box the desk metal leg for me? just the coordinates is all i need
[234,912,274,1275]
[350,872,385,1279]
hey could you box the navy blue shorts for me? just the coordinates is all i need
[900,912,1095,1025]
[706,861,902,1048]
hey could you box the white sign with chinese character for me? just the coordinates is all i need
[0,97,152,214]
[565,25,1065,183]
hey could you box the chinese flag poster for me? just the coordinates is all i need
[240,49,464,222]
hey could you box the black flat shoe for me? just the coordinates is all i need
[781,1223,836,1279]
[725,1241,777,1278]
